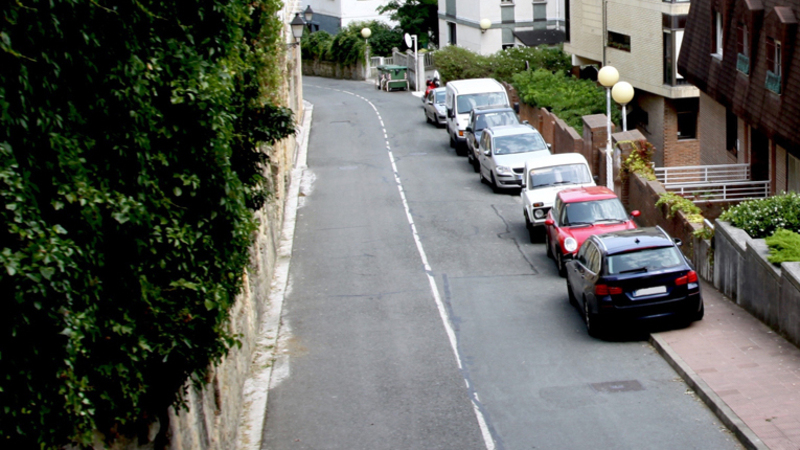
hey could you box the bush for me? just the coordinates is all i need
[512,69,622,133]
[0,0,294,448]
[719,192,800,239]
[766,229,800,264]
[432,45,571,84]
[366,23,404,57]
[655,192,704,223]
[302,30,334,61]
[619,140,656,182]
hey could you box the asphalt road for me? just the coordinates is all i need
[261,76,742,450]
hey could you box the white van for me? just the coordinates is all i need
[521,153,596,233]
[445,78,510,156]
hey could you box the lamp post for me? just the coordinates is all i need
[361,27,372,78]
[288,13,305,47]
[480,18,492,34]
[611,81,634,132]
[597,65,619,190]
[303,5,314,32]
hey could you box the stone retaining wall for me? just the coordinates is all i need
[714,221,800,348]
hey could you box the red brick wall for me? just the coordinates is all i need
[663,99,701,167]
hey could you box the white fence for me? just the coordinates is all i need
[664,180,771,203]
[654,164,750,184]
[655,163,769,203]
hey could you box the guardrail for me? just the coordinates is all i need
[664,180,771,203]
[655,164,750,184]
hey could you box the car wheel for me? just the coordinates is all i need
[466,147,473,164]
[545,232,553,259]
[524,211,532,230]
[584,298,602,337]
[490,173,499,193]
[449,133,455,148]
[456,142,466,157]
[472,157,480,173]
[694,301,705,321]
[567,280,578,307]
[426,111,432,124]
[556,251,566,277]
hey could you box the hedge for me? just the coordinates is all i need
[0,0,294,448]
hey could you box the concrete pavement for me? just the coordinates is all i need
[652,279,800,450]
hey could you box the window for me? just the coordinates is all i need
[726,109,738,156]
[675,98,698,140]
[766,38,782,94]
[607,31,630,51]
[663,30,686,85]
[715,12,724,56]
[448,22,457,45]
[533,1,547,22]
[736,23,750,74]
[606,247,683,275]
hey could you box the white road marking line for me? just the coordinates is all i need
[313,85,495,450]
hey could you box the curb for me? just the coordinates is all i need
[234,100,313,450]
[649,333,768,450]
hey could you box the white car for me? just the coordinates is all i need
[477,124,550,191]
[521,153,596,237]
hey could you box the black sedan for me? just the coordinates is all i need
[565,227,704,337]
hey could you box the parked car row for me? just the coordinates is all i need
[421,78,704,337]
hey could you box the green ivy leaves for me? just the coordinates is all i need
[0,0,293,448]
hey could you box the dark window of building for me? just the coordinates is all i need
[713,12,723,57]
[448,22,457,46]
[736,23,748,55]
[766,38,782,76]
[675,98,698,140]
[533,2,547,22]
[726,109,738,156]
[607,31,630,51]
[664,32,674,85]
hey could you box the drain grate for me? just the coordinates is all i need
[590,380,644,393]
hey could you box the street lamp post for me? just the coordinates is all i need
[597,65,619,190]
[361,27,372,78]
[611,81,634,132]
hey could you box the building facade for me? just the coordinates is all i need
[303,0,394,35]
[564,0,700,168]
[438,0,567,54]
[678,0,800,193]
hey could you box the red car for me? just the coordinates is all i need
[544,186,640,276]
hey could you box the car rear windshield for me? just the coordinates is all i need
[474,111,517,132]
[562,198,627,225]
[606,246,684,275]
[530,163,592,188]
[494,133,548,155]
[435,91,445,103]
[457,93,507,114]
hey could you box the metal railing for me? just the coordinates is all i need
[423,52,435,68]
[663,180,771,203]
[654,163,750,184]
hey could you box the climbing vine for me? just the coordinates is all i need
[0,0,294,448]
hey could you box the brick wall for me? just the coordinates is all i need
[698,91,736,166]
[662,98,701,167]
[584,114,614,185]
[637,93,665,166]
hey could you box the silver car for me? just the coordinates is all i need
[478,124,551,192]
[423,87,447,127]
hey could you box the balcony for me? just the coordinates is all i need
[736,53,750,75]
[766,70,782,94]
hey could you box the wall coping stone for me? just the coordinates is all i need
[715,220,751,256]
[583,114,608,129]
[783,262,800,293]
[747,238,782,280]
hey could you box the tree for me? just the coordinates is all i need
[377,0,438,48]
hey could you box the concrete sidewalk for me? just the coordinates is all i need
[651,279,800,450]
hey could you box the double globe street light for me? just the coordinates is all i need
[597,66,635,191]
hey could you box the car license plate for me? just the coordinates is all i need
[633,286,667,297]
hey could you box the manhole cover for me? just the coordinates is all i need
[590,380,644,393]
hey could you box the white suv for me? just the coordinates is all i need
[521,153,596,239]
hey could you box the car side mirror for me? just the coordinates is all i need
[522,120,529,125]
[547,143,552,150]
[674,238,683,247]
[483,150,491,156]
[545,218,554,226]
[466,126,473,133]
[514,102,520,114]
[631,210,641,218]
[593,175,599,182]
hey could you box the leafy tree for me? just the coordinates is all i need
[0,0,294,448]
[367,23,404,57]
[377,0,438,48]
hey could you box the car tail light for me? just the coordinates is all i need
[595,285,623,295]
[675,270,698,286]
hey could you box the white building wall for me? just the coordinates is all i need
[340,0,395,27]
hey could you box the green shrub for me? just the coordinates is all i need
[766,229,800,263]
[619,140,656,182]
[512,69,621,133]
[302,30,334,61]
[656,192,704,223]
[0,0,294,448]
[432,46,492,83]
[368,24,404,57]
[719,192,800,239]
[432,44,571,85]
